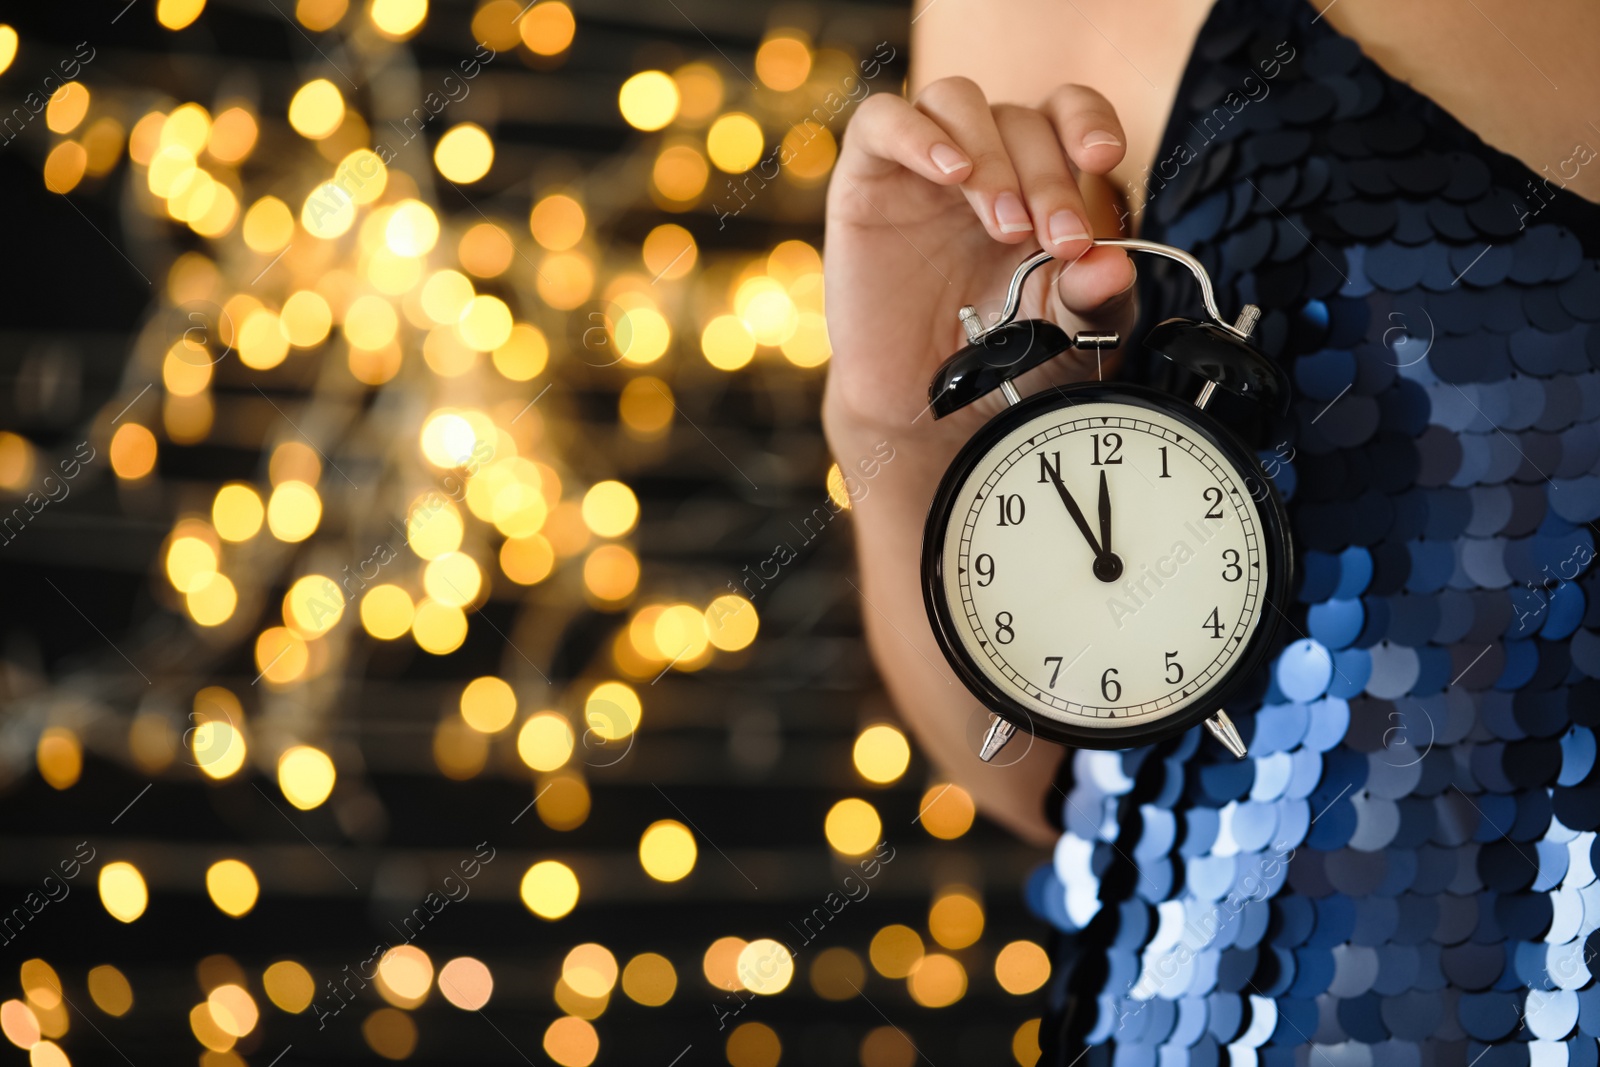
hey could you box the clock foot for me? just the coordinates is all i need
[978,716,1017,762]
[1204,711,1247,759]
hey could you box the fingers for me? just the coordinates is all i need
[992,105,1093,260]
[1052,244,1137,325]
[837,92,975,187]
[1039,83,1127,175]
[913,77,1033,242]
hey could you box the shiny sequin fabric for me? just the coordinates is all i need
[1030,2,1600,1063]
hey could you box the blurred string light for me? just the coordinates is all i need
[3,3,1031,1060]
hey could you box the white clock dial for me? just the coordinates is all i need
[938,400,1267,728]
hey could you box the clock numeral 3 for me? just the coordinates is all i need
[994,611,1015,644]
[1203,607,1224,639]
[1100,667,1121,702]
[1222,549,1242,582]
[1091,432,1123,466]
[1203,486,1225,520]
[975,553,995,587]
[1165,651,1184,685]
[996,494,1026,526]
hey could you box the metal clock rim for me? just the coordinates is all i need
[920,381,1296,752]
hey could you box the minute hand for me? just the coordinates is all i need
[1045,468,1103,559]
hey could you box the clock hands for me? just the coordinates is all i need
[1043,467,1123,583]
[1094,471,1123,583]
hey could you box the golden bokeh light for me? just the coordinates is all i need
[434,122,494,183]
[727,1021,781,1067]
[285,574,343,636]
[193,719,247,779]
[995,941,1052,996]
[736,939,793,995]
[360,584,414,640]
[704,594,758,652]
[255,627,310,685]
[562,944,617,998]
[537,774,590,830]
[377,945,433,1006]
[582,544,638,603]
[45,83,89,135]
[207,984,259,1037]
[853,723,910,784]
[87,966,134,1017]
[780,123,838,184]
[36,727,82,790]
[438,957,494,1010]
[386,199,440,256]
[618,70,678,131]
[908,953,967,1008]
[702,936,747,991]
[809,947,865,1001]
[302,181,355,238]
[701,314,755,371]
[520,860,579,919]
[412,598,468,654]
[369,0,428,38]
[459,221,514,277]
[519,1,575,55]
[517,712,574,772]
[267,480,322,542]
[207,106,258,163]
[529,193,585,251]
[460,675,516,733]
[158,0,208,30]
[263,961,315,1013]
[755,33,812,91]
[824,797,881,855]
[868,925,923,979]
[280,289,332,347]
[621,953,676,1006]
[672,62,724,122]
[918,783,976,840]
[0,28,16,79]
[641,223,696,280]
[205,859,260,917]
[537,249,595,308]
[434,714,489,780]
[493,323,548,380]
[277,745,336,809]
[706,113,763,173]
[287,79,345,140]
[860,1026,917,1067]
[652,144,708,203]
[243,195,294,253]
[584,680,641,741]
[362,1007,417,1060]
[929,888,984,949]
[109,423,158,479]
[638,819,696,882]
[423,551,484,607]
[500,533,555,585]
[98,861,149,923]
[20,959,61,1012]
[543,1016,598,1067]
[458,294,513,350]
[581,481,638,537]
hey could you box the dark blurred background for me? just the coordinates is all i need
[0,2,1053,1064]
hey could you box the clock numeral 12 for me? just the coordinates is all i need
[1091,433,1123,466]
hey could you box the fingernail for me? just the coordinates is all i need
[1048,210,1091,245]
[1082,129,1122,149]
[929,143,970,174]
[994,192,1032,233]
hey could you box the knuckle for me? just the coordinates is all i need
[916,75,984,110]
[1047,82,1121,124]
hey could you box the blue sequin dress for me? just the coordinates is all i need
[1030,1,1600,1063]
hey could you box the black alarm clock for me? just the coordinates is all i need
[920,240,1294,762]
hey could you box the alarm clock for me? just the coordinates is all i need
[920,240,1294,762]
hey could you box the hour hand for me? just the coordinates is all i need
[1044,468,1102,559]
[1094,470,1122,583]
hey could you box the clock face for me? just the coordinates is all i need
[929,394,1274,737]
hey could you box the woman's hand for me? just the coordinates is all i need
[823,77,1137,460]
[820,79,1140,846]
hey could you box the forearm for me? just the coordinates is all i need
[829,413,1065,848]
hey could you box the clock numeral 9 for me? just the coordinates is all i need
[994,611,1015,644]
[1222,549,1242,582]
[995,494,1026,526]
[1091,432,1123,466]
[1203,607,1224,639]
[1165,651,1184,685]
[1203,486,1225,520]
[975,553,995,587]
[1100,667,1121,702]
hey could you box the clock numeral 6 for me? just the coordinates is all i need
[995,494,1026,526]
[975,553,995,587]
[1222,549,1242,582]
[1165,652,1184,685]
[1100,667,1121,702]
[994,611,1015,644]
